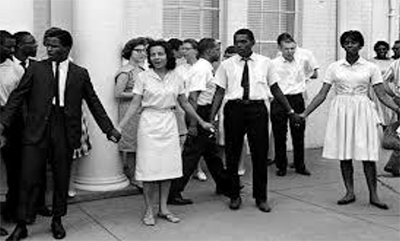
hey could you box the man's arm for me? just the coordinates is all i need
[187,91,201,136]
[209,86,225,123]
[270,83,302,123]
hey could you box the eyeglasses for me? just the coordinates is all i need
[181,47,194,51]
[133,48,146,53]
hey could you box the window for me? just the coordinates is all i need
[163,0,220,40]
[248,0,299,57]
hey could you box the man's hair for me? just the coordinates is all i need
[167,38,183,51]
[224,45,237,55]
[394,40,400,45]
[121,37,149,60]
[277,32,295,45]
[13,31,33,46]
[373,41,389,51]
[46,28,73,48]
[147,40,176,70]
[234,29,255,43]
[0,30,13,45]
[340,30,364,47]
[198,38,216,56]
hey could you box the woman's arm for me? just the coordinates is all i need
[115,73,135,99]
[374,83,400,114]
[301,83,332,118]
[117,94,142,130]
[178,94,214,131]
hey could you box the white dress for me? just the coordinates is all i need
[133,69,185,181]
[323,58,383,161]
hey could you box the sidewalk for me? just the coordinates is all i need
[1,148,399,241]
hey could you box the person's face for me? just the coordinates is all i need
[19,34,38,57]
[234,34,254,57]
[375,45,388,59]
[174,47,183,59]
[279,41,297,61]
[149,45,168,69]
[45,37,70,62]
[130,44,147,63]
[342,37,362,55]
[0,37,16,60]
[181,42,198,61]
[208,41,221,62]
[392,43,400,58]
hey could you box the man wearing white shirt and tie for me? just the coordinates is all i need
[271,33,319,177]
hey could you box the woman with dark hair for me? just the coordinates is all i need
[118,40,214,226]
[114,37,149,191]
[300,30,400,210]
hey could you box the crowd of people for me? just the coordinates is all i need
[0,27,399,241]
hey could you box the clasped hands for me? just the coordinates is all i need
[107,128,122,143]
[289,112,306,127]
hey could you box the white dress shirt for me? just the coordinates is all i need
[187,58,216,105]
[214,53,279,100]
[52,59,69,106]
[383,58,400,97]
[0,59,24,106]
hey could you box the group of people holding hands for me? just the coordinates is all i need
[0,26,399,241]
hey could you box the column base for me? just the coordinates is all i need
[74,174,130,192]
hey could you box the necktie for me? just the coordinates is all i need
[20,60,27,71]
[54,62,60,106]
[241,58,249,100]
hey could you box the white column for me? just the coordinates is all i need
[0,0,34,33]
[72,0,129,191]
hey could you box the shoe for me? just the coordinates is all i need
[0,227,8,236]
[289,163,295,169]
[296,168,311,176]
[267,159,276,166]
[229,196,242,210]
[276,169,286,176]
[195,171,207,181]
[157,213,180,223]
[51,220,66,239]
[133,183,144,194]
[167,195,193,205]
[384,167,400,177]
[370,201,389,210]
[337,196,356,205]
[256,200,271,213]
[142,214,156,226]
[238,169,246,176]
[6,225,27,241]
[68,190,76,198]
[37,207,53,217]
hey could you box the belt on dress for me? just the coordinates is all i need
[228,99,265,105]
[142,106,176,112]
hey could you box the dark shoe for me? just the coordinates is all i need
[384,167,400,177]
[167,196,193,205]
[0,227,8,236]
[296,168,311,176]
[229,196,242,210]
[256,200,271,213]
[37,207,52,217]
[267,159,276,166]
[337,196,356,205]
[370,201,389,210]
[276,169,286,176]
[51,220,66,239]
[289,163,295,169]
[6,225,27,241]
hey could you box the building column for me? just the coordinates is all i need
[72,0,129,191]
[0,0,34,197]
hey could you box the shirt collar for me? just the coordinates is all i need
[52,58,70,69]
[340,57,367,67]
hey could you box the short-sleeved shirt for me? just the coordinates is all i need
[214,52,279,100]
[323,57,383,95]
[186,58,215,105]
[0,59,24,106]
[134,69,185,109]
[273,47,319,95]
[383,59,400,96]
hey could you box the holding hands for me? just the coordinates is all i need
[289,111,305,128]
[107,128,122,143]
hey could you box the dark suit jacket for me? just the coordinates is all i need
[0,59,114,149]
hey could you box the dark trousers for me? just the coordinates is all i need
[169,105,227,198]
[224,100,269,201]
[271,93,306,171]
[16,106,73,222]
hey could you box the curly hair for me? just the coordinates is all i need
[340,30,364,47]
[147,40,176,70]
[121,37,148,60]
[373,40,389,51]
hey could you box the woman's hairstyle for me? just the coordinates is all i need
[121,37,148,60]
[147,40,176,70]
[340,30,364,47]
[373,40,390,51]
[182,38,198,51]
[167,38,183,51]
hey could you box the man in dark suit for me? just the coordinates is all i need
[0,28,121,241]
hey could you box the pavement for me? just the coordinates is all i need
[1,148,399,241]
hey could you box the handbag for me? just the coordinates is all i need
[382,121,400,151]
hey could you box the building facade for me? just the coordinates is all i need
[1,0,399,193]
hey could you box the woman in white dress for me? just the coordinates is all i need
[118,40,214,226]
[300,31,400,209]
